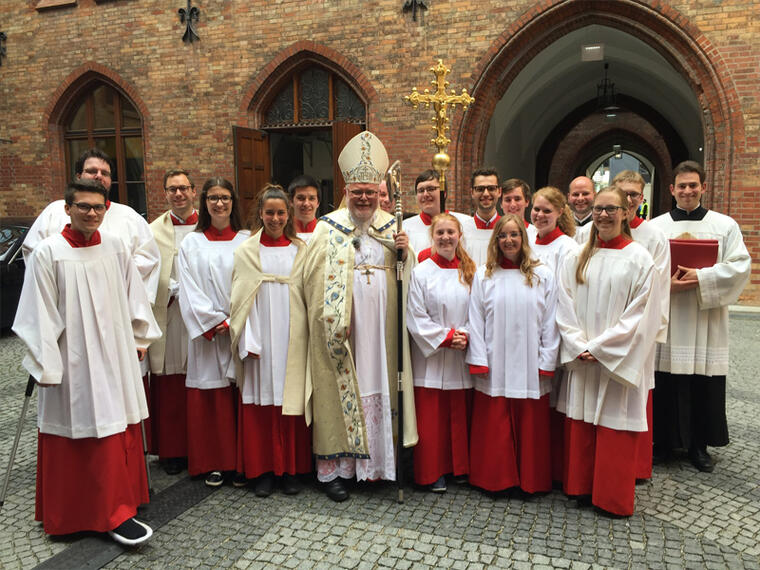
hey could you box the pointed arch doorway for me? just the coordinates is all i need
[235,52,369,219]
[456,2,743,217]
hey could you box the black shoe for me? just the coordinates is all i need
[652,444,672,465]
[254,474,274,497]
[163,457,184,475]
[281,474,302,495]
[232,472,248,488]
[689,447,715,473]
[324,478,349,502]
[205,471,224,487]
[108,518,153,546]
[430,476,447,493]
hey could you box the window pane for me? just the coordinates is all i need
[123,136,144,182]
[68,99,88,132]
[299,67,329,121]
[67,139,91,180]
[127,182,147,217]
[335,78,365,122]
[93,137,118,181]
[121,97,141,129]
[92,85,116,130]
[265,82,294,126]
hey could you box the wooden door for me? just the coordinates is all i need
[332,121,363,208]
[233,126,270,223]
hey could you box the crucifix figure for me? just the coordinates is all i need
[403,59,475,189]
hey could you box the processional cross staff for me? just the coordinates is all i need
[387,61,472,504]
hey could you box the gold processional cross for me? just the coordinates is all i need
[402,59,475,189]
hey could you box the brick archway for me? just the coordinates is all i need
[455,0,744,214]
[237,41,377,126]
[43,63,152,202]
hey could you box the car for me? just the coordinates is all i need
[0,217,34,330]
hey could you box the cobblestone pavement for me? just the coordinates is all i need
[1,315,758,569]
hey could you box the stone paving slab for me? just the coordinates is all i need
[0,317,759,569]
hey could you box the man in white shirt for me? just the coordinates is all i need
[501,178,537,242]
[13,179,160,545]
[463,167,501,265]
[148,169,198,475]
[288,174,321,242]
[650,161,751,472]
[403,169,471,260]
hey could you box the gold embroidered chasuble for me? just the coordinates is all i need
[301,208,418,459]
[148,211,178,373]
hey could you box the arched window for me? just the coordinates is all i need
[63,82,147,216]
[263,65,366,128]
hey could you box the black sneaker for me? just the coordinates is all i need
[205,471,224,487]
[163,457,185,475]
[232,472,248,488]
[430,476,447,493]
[108,518,153,546]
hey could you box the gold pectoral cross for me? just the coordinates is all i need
[361,266,374,284]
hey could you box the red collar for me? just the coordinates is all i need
[106,200,111,210]
[535,226,564,245]
[499,257,519,269]
[596,234,632,249]
[431,252,459,269]
[629,216,643,229]
[474,212,500,230]
[417,247,432,263]
[524,219,530,228]
[419,211,433,226]
[295,218,318,233]
[203,225,237,241]
[61,224,101,248]
[260,232,291,247]
[171,210,198,225]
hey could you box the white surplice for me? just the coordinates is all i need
[406,258,472,390]
[467,264,559,398]
[404,211,473,258]
[555,242,661,431]
[530,232,580,281]
[238,242,298,406]
[650,209,751,376]
[12,233,161,439]
[178,230,249,389]
[461,215,493,267]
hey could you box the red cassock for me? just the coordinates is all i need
[151,373,189,458]
[186,386,238,475]
[36,424,148,535]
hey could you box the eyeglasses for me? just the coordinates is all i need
[624,192,642,200]
[71,202,107,213]
[416,185,440,195]
[349,190,377,198]
[82,167,112,178]
[472,185,499,194]
[592,205,624,215]
[207,195,232,204]
[166,185,193,194]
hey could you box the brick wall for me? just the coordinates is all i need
[0,0,757,301]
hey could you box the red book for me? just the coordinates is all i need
[669,239,718,275]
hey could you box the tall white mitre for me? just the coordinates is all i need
[338,131,389,185]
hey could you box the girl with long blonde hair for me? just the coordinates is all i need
[555,186,660,516]
[406,213,476,492]
[466,214,560,494]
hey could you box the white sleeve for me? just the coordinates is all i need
[696,220,751,309]
[21,203,66,262]
[12,246,65,384]
[177,240,228,339]
[537,272,560,373]
[556,256,589,365]
[406,269,448,358]
[125,213,161,304]
[122,251,162,349]
[465,272,489,368]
